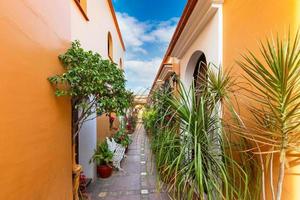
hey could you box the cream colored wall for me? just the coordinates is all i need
[0,0,72,199]
[70,0,125,179]
[179,8,222,87]
[70,0,125,64]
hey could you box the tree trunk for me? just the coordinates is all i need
[71,97,81,200]
[275,160,285,200]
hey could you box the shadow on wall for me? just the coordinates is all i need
[97,113,120,142]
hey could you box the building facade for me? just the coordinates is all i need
[151,0,300,199]
[71,0,125,182]
[0,0,124,199]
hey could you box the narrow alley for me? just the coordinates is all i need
[1,1,299,200]
[88,123,169,200]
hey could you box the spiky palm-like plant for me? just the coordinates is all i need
[237,31,300,200]
[149,66,261,199]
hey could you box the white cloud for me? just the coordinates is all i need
[125,57,162,78]
[150,17,178,43]
[116,13,149,48]
[125,57,162,94]
[116,12,178,51]
[131,46,148,55]
[116,12,178,94]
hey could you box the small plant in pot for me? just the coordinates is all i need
[113,129,132,153]
[126,123,132,133]
[126,115,137,134]
[90,142,113,178]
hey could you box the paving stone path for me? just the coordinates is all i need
[88,123,170,200]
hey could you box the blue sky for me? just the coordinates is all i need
[113,0,187,94]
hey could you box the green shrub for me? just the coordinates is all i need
[142,107,158,134]
[146,66,261,200]
[113,128,132,147]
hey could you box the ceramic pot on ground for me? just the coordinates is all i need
[97,164,113,178]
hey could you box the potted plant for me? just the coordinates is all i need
[113,129,132,153]
[90,142,113,178]
[126,123,132,134]
[125,114,137,134]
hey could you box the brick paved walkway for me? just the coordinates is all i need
[88,123,170,200]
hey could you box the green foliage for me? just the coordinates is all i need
[166,84,258,199]
[48,40,131,117]
[206,64,236,104]
[48,41,133,141]
[142,107,158,134]
[142,32,300,200]
[236,31,300,200]
[89,141,113,165]
[145,66,261,200]
[144,79,175,135]
[113,128,132,147]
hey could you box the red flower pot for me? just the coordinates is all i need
[126,124,132,131]
[97,164,113,178]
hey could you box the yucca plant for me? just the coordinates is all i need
[166,83,257,199]
[237,31,300,200]
[148,66,261,199]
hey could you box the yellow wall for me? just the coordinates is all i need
[0,0,72,199]
[223,0,300,199]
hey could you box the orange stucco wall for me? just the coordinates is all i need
[224,0,299,70]
[0,1,72,199]
[223,0,300,199]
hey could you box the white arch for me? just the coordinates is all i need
[183,50,206,88]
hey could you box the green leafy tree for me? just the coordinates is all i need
[48,40,131,140]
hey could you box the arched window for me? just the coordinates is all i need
[108,32,113,61]
[119,58,123,69]
[192,53,207,101]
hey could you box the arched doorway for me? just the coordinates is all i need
[193,52,207,99]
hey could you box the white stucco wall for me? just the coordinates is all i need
[180,7,222,88]
[70,0,125,65]
[70,0,125,179]
[79,112,97,179]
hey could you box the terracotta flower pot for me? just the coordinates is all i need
[97,164,113,178]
